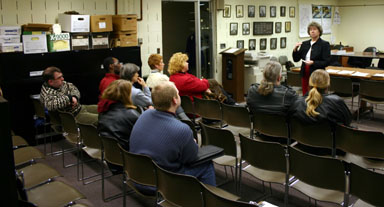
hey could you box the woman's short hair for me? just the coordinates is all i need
[43,66,62,82]
[307,21,323,36]
[148,54,163,69]
[305,69,330,117]
[101,79,136,109]
[258,61,282,96]
[152,82,178,111]
[120,63,140,81]
[168,52,188,75]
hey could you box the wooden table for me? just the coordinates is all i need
[331,51,384,59]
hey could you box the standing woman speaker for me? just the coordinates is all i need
[292,21,331,95]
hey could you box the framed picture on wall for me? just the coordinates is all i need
[280,6,286,17]
[242,23,250,35]
[275,22,282,33]
[285,21,291,32]
[280,37,287,48]
[259,6,266,17]
[236,5,244,18]
[289,6,295,17]
[249,39,256,50]
[230,23,238,35]
[248,5,255,17]
[270,38,277,50]
[260,38,267,50]
[223,5,231,18]
[237,40,244,49]
[270,6,276,17]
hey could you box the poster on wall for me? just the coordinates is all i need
[299,4,332,37]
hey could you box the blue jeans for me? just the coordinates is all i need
[182,161,216,186]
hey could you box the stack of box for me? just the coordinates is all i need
[22,24,53,54]
[0,26,23,53]
[90,15,113,49]
[111,14,138,47]
[59,13,90,50]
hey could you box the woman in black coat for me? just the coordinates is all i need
[293,21,331,95]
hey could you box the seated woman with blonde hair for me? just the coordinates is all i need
[289,69,351,126]
[169,52,210,101]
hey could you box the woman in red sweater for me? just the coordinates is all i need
[168,52,210,101]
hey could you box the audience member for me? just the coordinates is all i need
[146,54,169,88]
[98,79,140,151]
[247,61,297,116]
[289,69,351,126]
[40,66,98,124]
[120,63,153,109]
[130,82,216,186]
[168,52,210,101]
[204,79,236,105]
[292,21,330,95]
[97,57,121,113]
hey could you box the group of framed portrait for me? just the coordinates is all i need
[236,37,287,50]
[230,21,291,36]
[224,5,295,18]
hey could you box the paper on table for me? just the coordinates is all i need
[373,73,384,77]
[351,72,369,77]
[223,48,240,53]
[326,69,340,73]
[337,70,355,75]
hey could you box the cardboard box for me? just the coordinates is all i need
[22,34,48,54]
[59,14,90,33]
[0,43,23,53]
[90,15,113,32]
[22,24,52,33]
[91,33,109,49]
[111,32,137,47]
[71,33,90,50]
[0,26,21,35]
[0,35,20,43]
[112,14,137,31]
[47,33,70,52]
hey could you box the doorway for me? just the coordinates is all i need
[162,0,213,78]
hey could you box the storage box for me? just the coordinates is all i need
[22,24,53,33]
[112,15,137,31]
[90,15,113,32]
[59,14,90,33]
[0,35,20,43]
[0,26,21,35]
[47,33,70,52]
[111,32,137,47]
[22,34,48,54]
[71,33,90,50]
[91,33,109,49]
[0,43,23,53]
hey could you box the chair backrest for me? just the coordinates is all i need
[47,110,62,132]
[252,112,289,141]
[359,79,384,99]
[347,47,375,68]
[278,55,288,65]
[31,99,46,119]
[329,76,354,96]
[335,124,384,159]
[202,182,255,207]
[350,163,384,206]
[100,136,123,167]
[180,95,195,115]
[290,118,334,151]
[193,97,222,121]
[154,162,204,207]
[58,111,78,135]
[289,146,346,193]
[286,71,301,87]
[118,144,156,188]
[180,119,198,140]
[199,122,237,157]
[77,123,101,150]
[239,134,286,173]
[221,103,251,128]
[378,58,384,69]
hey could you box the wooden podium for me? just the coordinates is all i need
[220,48,246,102]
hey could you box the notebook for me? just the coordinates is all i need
[188,145,224,167]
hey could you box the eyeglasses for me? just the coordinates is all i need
[52,75,63,80]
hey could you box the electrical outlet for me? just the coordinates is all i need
[138,38,143,45]
[157,48,160,54]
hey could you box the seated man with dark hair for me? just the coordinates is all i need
[40,66,98,124]
[130,82,216,188]
[98,56,121,113]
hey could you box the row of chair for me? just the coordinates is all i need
[199,122,384,207]
[12,133,87,207]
